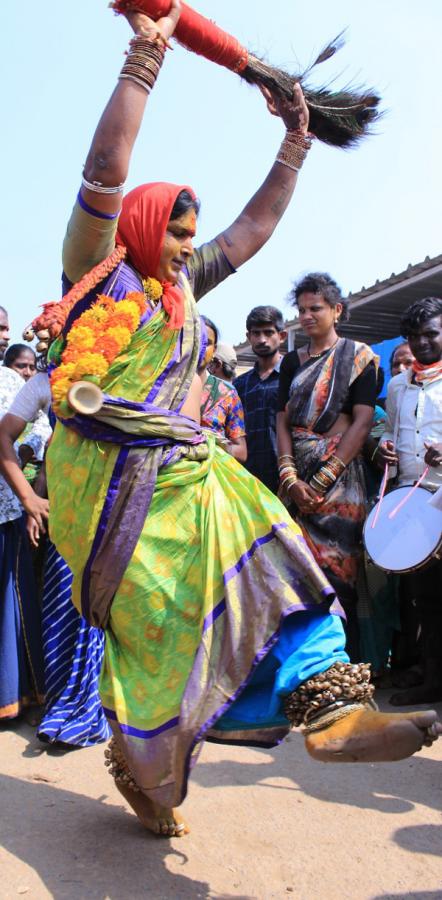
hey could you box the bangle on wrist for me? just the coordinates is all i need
[281,477,298,498]
[280,468,298,483]
[309,454,346,496]
[119,33,166,94]
[276,130,313,172]
[279,466,297,478]
[278,454,296,466]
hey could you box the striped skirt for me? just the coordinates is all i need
[37,543,110,747]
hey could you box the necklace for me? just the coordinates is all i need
[307,336,339,359]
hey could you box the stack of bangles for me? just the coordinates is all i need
[276,130,314,172]
[309,453,346,496]
[278,454,298,499]
[119,32,166,93]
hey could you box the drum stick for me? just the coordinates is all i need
[388,466,430,520]
[371,464,389,529]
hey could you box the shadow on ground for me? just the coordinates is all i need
[2,714,256,898]
[2,694,441,896]
[1,772,243,900]
[372,893,442,899]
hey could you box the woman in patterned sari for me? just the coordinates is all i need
[28,4,441,838]
[277,273,378,658]
[199,316,247,462]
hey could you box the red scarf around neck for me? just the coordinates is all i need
[412,358,442,385]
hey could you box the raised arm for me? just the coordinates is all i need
[215,84,310,270]
[81,3,181,218]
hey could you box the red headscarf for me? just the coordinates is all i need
[116,182,196,330]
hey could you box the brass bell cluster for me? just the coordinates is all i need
[22,325,51,354]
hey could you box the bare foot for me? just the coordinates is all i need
[115,781,190,837]
[305,707,442,763]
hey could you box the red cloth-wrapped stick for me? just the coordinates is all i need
[112,0,249,73]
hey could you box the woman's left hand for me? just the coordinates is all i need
[259,82,309,133]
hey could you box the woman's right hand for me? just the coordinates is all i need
[288,480,323,515]
[123,0,181,44]
[22,492,49,535]
[26,515,42,549]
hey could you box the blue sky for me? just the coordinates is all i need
[3,1,442,346]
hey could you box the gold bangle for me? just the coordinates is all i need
[281,477,298,497]
[280,473,298,487]
[276,131,313,172]
[327,454,346,473]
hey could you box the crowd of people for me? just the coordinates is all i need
[1,0,441,840]
[231,293,442,703]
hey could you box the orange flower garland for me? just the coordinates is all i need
[32,246,128,340]
[50,286,162,417]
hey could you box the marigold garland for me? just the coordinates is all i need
[50,282,162,417]
[32,245,128,340]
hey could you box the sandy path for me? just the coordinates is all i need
[1,692,442,899]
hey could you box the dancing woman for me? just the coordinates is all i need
[27,3,440,837]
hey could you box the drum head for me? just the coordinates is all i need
[364,486,442,573]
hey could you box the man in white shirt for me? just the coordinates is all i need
[378,297,442,705]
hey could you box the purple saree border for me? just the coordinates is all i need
[104,707,180,739]
[145,337,181,405]
[80,447,128,623]
[203,527,335,635]
[181,598,341,801]
[222,522,287,586]
[202,598,226,636]
[102,526,340,749]
[102,600,340,749]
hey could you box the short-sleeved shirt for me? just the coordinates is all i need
[234,360,281,493]
[0,369,50,524]
[8,372,51,420]
[200,374,245,441]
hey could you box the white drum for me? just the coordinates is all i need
[364,486,442,574]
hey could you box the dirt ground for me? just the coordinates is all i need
[1,691,442,900]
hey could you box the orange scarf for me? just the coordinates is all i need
[412,358,442,385]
